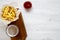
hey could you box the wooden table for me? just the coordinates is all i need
[8,13,27,40]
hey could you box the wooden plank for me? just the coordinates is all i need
[8,13,27,40]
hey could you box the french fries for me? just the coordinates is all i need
[1,5,16,21]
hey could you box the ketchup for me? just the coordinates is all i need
[24,1,32,9]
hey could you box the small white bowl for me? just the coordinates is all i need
[6,25,19,37]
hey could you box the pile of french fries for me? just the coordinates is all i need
[1,5,16,21]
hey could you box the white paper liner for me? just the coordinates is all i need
[0,5,21,25]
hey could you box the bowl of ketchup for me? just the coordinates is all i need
[23,1,32,9]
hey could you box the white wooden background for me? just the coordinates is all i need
[0,0,60,40]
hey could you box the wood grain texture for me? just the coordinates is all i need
[8,13,27,40]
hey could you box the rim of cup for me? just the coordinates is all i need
[6,25,19,37]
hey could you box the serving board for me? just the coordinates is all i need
[8,13,27,40]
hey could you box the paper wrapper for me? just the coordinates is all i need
[0,2,20,25]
